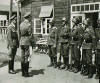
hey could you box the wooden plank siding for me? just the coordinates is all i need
[20,0,100,34]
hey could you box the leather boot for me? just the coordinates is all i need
[54,57,57,68]
[21,62,26,76]
[8,60,16,74]
[24,62,30,77]
[88,65,93,78]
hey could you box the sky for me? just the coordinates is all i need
[0,0,16,5]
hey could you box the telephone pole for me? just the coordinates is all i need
[9,0,13,23]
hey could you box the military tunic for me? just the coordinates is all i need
[47,27,57,57]
[81,25,95,77]
[59,24,70,67]
[20,19,32,75]
[59,25,70,57]
[95,28,100,78]
[82,25,95,65]
[7,22,19,71]
[70,23,84,71]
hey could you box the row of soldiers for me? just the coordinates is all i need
[47,17,100,79]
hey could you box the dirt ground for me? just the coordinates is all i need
[0,36,98,83]
[0,52,98,83]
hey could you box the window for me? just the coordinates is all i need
[71,3,100,13]
[0,20,8,27]
[76,6,80,11]
[95,4,99,10]
[39,5,54,35]
[41,18,52,35]
[90,4,94,10]
[72,6,75,12]
[81,5,84,11]
[34,18,42,34]
[85,5,89,11]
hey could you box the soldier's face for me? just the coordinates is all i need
[62,20,66,25]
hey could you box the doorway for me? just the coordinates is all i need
[85,12,98,28]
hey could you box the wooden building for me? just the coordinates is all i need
[0,4,17,35]
[20,0,70,37]
[20,0,100,36]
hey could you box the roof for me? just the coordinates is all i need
[0,5,17,12]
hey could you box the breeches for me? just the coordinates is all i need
[8,46,17,61]
[82,49,92,65]
[21,45,30,63]
[48,45,56,57]
[95,49,100,65]
[60,43,69,58]
[71,44,80,61]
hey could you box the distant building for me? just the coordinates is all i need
[0,4,17,35]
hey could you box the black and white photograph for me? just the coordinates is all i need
[0,0,99,83]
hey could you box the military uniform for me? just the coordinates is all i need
[7,15,19,74]
[59,18,70,69]
[95,21,100,79]
[47,24,58,68]
[82,22,95,78]
[70,23,83,73]
[20,12,32,77]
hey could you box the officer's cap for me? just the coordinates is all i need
[62,17,66,21]
[24,12,31,18]
[10,15,16,20]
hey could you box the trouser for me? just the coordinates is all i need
[8,46,17,71]
[71,43,80,70]
[48,45,57,66]
[60,43,69,67]
[21,45,30,76]
[82,49,93,75]
[95,49,100,78]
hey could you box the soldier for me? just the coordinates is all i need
[7,15,19,74]
[70,17,83,73]
[59,17,70,70]
[82,18,95,78]
[95,19,100,79]
[20,12,32,77]
[47,20,58,68]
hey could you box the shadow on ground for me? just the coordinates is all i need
[0,61,8,68]
[16,68,45,77]
[29,69,45,76]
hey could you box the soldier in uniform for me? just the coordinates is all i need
[20,12,32,77]
[82,18,95,78]
[95,19,100,79]
[47,20,58,68]
[59,17,70,70]
[70,17,84,73]
[7,15,19,74]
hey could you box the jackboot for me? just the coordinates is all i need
[88,65,93,78]
[53,57,57,68]
[21,62,26,76]
[8,60,16,74]
[24,62,30,77]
